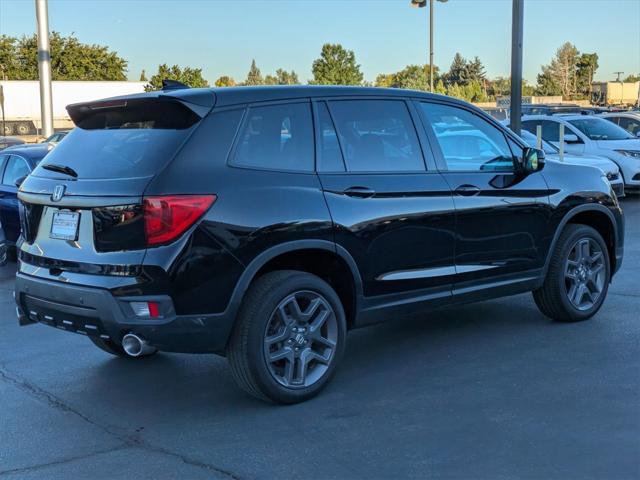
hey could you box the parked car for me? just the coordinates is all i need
[599,112,640,138]
[522,114,640,192]
[0,136,25,151]
[515,129,625,197]
[42,130,70,145]
[0,144,50,246]
[16,86,624,403]
[521,103,581,116]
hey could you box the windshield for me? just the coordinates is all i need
[568,118,634,141]
[519,130,558,154]
[34,100,201,179]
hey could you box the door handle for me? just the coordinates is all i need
[343,186,376,198]
[454,184,481,197]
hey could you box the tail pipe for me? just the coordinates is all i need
[121,333,157,357]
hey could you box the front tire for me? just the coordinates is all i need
[533,224,610,322]
[227,270,346,404]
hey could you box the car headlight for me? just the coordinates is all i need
[615,149,640,158]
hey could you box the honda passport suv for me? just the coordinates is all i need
[16,86,624,403]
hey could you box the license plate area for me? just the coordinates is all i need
[50,211,80,241]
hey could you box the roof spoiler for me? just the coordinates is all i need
[66,89,215,125]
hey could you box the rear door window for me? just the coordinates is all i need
[34,100,201,179]
[232,102,314,172]
[327,100,425,172]
[2,155,30,186]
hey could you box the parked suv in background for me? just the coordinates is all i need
[522,114,640,192]
[16,86,624,403]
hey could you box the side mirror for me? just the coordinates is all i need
[564,133,580,143]
[521,147,545,174]
[635,131,640,138]
[15,176,27,188]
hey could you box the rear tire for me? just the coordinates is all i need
[533,224,610,322]
[89,336,157,358]
[227,270,346,404]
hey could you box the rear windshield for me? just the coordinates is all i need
[34,101,201,179]
[568,118,634,141]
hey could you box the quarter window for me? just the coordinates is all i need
[327,100,425,172]
[421,103,514,172]
[233,102,314,172]
[2,156,30,186]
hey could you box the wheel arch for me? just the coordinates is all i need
[544,204,619,278]
[227,240,363,329]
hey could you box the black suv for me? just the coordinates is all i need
[16,86,624,403]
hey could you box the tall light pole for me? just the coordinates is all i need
[35,0,53,138]
[411,0,448,93]
[509,0,524,135]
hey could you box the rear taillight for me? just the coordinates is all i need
[143,195,216,246]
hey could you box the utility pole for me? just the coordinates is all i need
[35,0,54,138]
[509,0,524,136]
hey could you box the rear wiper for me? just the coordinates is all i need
[42,164,78,178]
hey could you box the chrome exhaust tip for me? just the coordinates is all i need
[122,333,157,357]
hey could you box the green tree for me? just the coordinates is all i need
[466,56,486,83]
[535,42,580,98]
[264,69,300,85]
[215,75,236,87]
[488,76,536,98]
[434,79,447,95]
[243,59,263,86]
[145,64,209,91]
[311,43,363,86]
[374,64,439,91]
[444,53,468,85]
[139,70,147,82]
[0,32,127,80]
[623,74,640,83]
[576,53,598,98]
[374,73,395,88]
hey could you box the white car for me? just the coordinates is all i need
[599,112,640,139]
[517,129,625,197]
[522,114,640,192]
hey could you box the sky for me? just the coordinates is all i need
[1,0,639,85]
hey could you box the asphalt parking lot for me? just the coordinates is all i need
[1,198,638,480]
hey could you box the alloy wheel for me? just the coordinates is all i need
[564,237,605,311]
[263,290,338,388]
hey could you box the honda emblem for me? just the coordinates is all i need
[52,185,66,202]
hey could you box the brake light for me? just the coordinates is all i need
[143,195,216,246]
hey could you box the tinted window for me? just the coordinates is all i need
[328,100,424,172]
[2,155,30,186]
[316,102,345,172]
[618,117,640,136]
[36,100,200,179]
[568,118,634,141]
[522,120,577,143]
[233,102,313,172]
[421,103,514,172]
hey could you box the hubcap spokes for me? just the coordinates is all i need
[263,291,337,388]
[564,238,605,311]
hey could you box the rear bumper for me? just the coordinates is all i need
[15,273,236,354]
